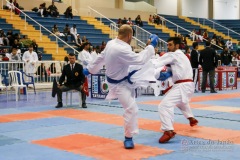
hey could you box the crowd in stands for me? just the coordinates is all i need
[6,0,20,15]
[149,15,165,25]
[117,15,143,28]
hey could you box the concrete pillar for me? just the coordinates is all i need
[115,0,124,9]
[209,0,213,19]
[177,0,182,16]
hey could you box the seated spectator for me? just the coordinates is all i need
[6,30,14,46]
[127,17,134,26]
[52,24,61,36]
[36,63,47,82]
[82,36,87,43]
[12,39,21,49]
[13,0,20,15]
[225,39,233,50]
[32,39,38,53]
[47,1,59,17]
[64,6,73,19]
[6,0,14,10]
[154,15,160,25]
[203,30,209,40]
[2,35,9,46]
[135,15,143,27]
[7,0,20,15]
[70,24,78,44]
[117,18,122,28]
[149,15,153,23]
[232,51,238,61]
[63,24,70,42]
[76,34,82,48]
[38,2,47,17]
[190,29,197,41]
[122,17,127,24]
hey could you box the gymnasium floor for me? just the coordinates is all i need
[0,84,240,160]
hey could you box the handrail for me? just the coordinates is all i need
[2,0,80,55]
[88,6,116,25]
[198,18,240,37]
[134,24,167,44]
[154,14,223,50]
[88,6,167,51]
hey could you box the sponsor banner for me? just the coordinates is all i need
[91,72,109,99]
[228,72,235,87]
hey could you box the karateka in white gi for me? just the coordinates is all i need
[84,24,158,149]
[22,45,38,81]
[153,37,198,143]
[78,42,93,69]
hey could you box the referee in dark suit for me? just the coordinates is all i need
[199,41,218,93]
[55,53,87,108]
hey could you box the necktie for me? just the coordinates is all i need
[71,64,74,71]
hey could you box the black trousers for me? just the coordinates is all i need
[57,84,86,104]
[201,69,215,91]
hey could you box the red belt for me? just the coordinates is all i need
[163,79,193,94]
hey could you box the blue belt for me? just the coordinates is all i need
[106,70,138,84]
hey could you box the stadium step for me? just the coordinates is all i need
[148,22,205,50]
[80,16,111,35]
[0,10,69,60]
[179,16,239,44]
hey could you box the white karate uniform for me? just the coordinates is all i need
[22,51,38,81]
[70,27,78,44]
[154,49,194,131]
[88,38,155,137]
[78,49,93,69]
[91,51,98,61]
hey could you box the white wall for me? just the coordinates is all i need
[213,0,239,19]
[154,0,177,15]
[182,0,208,18]
[124,1,156,12]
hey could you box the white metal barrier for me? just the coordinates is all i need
[0,61,66,86]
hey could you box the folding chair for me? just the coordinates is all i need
[8,71,28,101]
[21,71,36,94]
[0,75,8,100]
[66,90,82,107]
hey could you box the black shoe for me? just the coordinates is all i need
[201,90,205,93]
[82,103,87,108]
[55,102,63,108]
[210,90,217,93]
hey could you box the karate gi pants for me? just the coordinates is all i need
[158,82,194,131]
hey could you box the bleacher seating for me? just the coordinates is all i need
[97,18,170,41]
[21,11,111,51]
[215,19,240,40]
[0,18,52,60]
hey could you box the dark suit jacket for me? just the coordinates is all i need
[190,49,199,68]
[59,63,85,87]
[199,47,217,71]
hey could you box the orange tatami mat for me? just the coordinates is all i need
[32,134,172,160]
[0,112,55,123]
[2,109,240,144]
